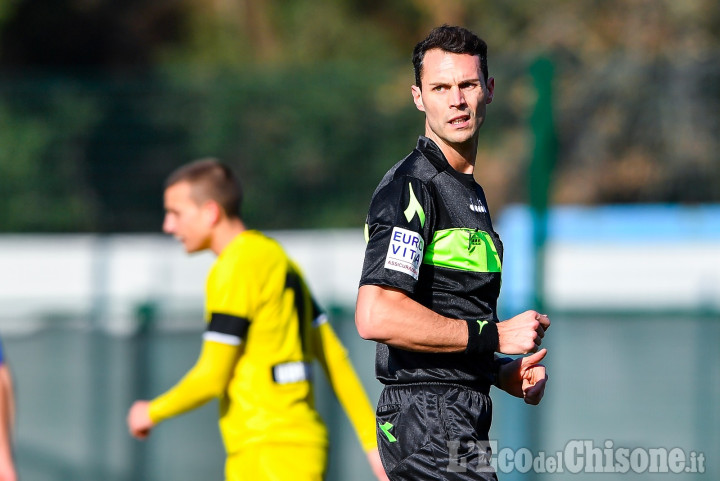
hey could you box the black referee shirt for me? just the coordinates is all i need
[360,136,503,388]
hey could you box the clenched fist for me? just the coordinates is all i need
[497,310,550,355]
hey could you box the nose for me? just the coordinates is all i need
[450,86,466,108]
[162,214,174,234]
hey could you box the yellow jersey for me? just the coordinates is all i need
[149,230,376,455]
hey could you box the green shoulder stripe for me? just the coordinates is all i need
[423,228,501,273]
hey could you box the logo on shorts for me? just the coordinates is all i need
[384,227,424,280]
[379,422,397,443]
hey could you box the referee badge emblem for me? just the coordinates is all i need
[468,230,484,252]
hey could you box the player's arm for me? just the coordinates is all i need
[128,338,240,439]
[149,339,240,422]
[128,311,248,439]
[0,362,16,481]
[313,318,377,451]
[357,177,474,354]
[356,285,549,355]
[356,284,469,353]
[311,317,389,481]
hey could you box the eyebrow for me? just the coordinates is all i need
[427,77,481,87]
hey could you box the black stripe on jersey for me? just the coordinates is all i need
[310,296,327,327]
[284,270,307,349]
[207,312,250,340]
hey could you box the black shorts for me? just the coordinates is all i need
[376,383,497,481]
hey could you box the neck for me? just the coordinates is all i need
[210,217,246,255]
[425,129,478,174]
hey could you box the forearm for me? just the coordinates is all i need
[0,367,15,479]
[492,355,516,390]
[355,284,468,353]
[149,340,239,424]
[0,434,14,479]
[0,368,13,433]
[314,323,377,451]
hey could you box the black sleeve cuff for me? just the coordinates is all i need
[464,318,499,355]
[492,356,515,388]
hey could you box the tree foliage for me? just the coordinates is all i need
[0,0,718,232]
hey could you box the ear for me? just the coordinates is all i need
[411,85,425,112]
[485,76,495,105]
[202,200,222,226]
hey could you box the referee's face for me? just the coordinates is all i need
[163,181,213,253]
[411,49,494,154]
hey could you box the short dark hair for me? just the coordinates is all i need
[165,158,242,218]
[412,25,488,89]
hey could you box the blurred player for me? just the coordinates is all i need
[355,25,549,480]
[0,340,16,481]
[127,159,388,481]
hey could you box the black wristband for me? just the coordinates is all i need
[464,318,499,355]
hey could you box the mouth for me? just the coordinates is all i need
[449,115,471,126]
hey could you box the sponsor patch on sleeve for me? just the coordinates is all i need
[384,227,424,280]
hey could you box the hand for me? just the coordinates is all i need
[127,400,155,440]
[497,310,549,354]
[366,448,389,481]
[497,348,548,405]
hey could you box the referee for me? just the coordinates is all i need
[355,25,550,480]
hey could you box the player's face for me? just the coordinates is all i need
[411,49,494,150]
[162,181,212,253]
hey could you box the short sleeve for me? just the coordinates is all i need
[204,258,254,345]
[204,312,249,345]
[359,176,434,294]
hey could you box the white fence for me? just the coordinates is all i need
[2,205,719,334]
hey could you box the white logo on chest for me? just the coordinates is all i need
[469,199,487,213]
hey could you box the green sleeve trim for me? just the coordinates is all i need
[423,228,502,273]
